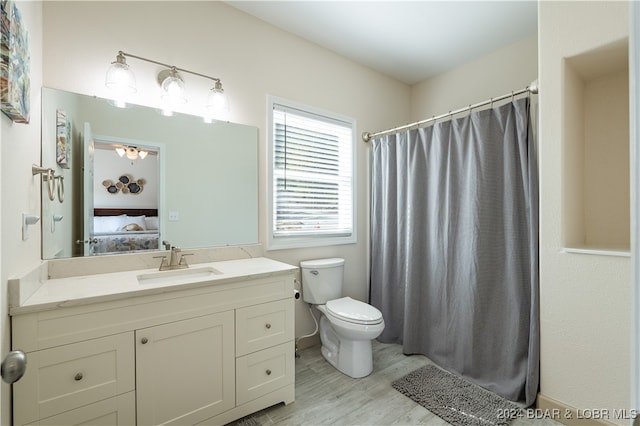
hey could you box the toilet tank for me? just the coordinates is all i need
[300,258,345,304]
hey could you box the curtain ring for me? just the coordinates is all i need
[56,175,65,203]
[511,91,515,102]
[490,97,494,108]
[45,169,56,202]
[32,165,57,202]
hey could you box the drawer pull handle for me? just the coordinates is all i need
[265,323,271,329]
[266,369,272,376]
[74,373,83,381]
[141,337,148,344]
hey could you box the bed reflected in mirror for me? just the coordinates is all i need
[88,139,162,256]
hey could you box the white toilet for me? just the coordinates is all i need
[300,258,385,378]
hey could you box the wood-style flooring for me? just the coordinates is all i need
[252,341,560,426]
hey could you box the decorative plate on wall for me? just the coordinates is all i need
[103,175,145,195]
[102,179,119,194]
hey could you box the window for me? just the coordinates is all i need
[268,96,356,250]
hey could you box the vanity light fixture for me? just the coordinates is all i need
[158,67,187,106]
[203,81,229,123]
[115,146,148,160]
[105,52,137,108]
[206,81,229,113]
[105,50,229,119]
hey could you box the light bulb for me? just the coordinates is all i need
[206,81,229,113]
[160,68,187,105]
[125,147,138,160]
[105,63,135,91]
[105,53,136,107]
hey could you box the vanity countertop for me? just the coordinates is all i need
[10,257,297,316]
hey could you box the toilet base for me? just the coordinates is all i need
[319,316,374,378]
[321,339,373,379]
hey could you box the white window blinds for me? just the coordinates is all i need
[272,103,354,240]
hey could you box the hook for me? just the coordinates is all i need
[51,214,63,233]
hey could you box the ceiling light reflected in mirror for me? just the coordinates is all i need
[115,146,148,160]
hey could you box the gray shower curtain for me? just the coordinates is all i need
[370,97,539,405]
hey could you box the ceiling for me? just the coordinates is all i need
[226,1,538,85]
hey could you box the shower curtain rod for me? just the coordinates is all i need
[362,81,539,142]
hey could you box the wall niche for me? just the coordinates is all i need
[562,38,629,254]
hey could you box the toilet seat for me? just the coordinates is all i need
[325,297,383,325]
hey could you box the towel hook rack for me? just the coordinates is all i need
[32,164,56,201]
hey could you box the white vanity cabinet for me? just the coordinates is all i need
[11,264,296,426]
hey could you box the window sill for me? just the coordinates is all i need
[267,235,356,251]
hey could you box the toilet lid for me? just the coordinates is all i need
[326,297,383,325]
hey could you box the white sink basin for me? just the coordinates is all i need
[137,266,223,285]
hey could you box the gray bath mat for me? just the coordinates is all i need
[392,365,522,425]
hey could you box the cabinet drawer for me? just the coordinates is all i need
[25,391,135,426]
[236,299,294,356]
[14,333,134,426]
[236,341,295,405]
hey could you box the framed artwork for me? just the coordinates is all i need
[0,0,29,123]
[56,109,71,168]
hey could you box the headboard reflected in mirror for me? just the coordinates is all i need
[41,87,259,260]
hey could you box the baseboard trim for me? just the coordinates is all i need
[537,393,620,426]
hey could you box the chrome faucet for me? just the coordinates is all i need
[156,246,192,271]
[169,246,181,267]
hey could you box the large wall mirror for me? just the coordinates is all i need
[41,87,258,259]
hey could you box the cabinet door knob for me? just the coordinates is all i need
[74,372,83,381]
[265,323,271,329]
[141,337,148,344]
[266,369,272,375]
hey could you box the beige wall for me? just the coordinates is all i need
[539,1,630,423]
[583,67,629,249]
[0,2,43,424]
[411,34,538,120]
